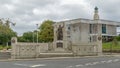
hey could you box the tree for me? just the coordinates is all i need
[0,19,17,45]
[18,20,54,43]
[18,31,37,42]
[38,20,54,42]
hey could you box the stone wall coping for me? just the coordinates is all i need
[72,42,97,46]
[15,42,48,46]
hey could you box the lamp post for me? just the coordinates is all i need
[36,24,39,43]
[33,31,34,43]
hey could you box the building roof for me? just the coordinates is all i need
[57,18,120,26]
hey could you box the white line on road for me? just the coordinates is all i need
[92,62,99,65]
[106,60,113,63]
[14,63,30,67]
[14,63,46,67]
[113,59,119,62]
[75,64,84,67]
[101,61,107,63]
[85,63,93,66]
[30,64,46,67]
[66,59,120,68]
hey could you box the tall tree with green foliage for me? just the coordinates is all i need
[0,19,17,45]
[38,20,54,42]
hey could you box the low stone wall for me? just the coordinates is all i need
[11,37,100,59]
[72,43,98,56]
[11,42,49,59]
[11,37,50,59]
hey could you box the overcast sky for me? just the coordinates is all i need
[0,0,120,36]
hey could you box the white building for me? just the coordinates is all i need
[53,7,120,56]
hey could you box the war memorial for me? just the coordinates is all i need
[11,7,120,59]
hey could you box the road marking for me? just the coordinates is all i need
[101,61,107,63]
[30,64,46,67]
[14,63,29,67]
[92,62,99,65]
[106,60,112,63]
[75,64,83,67]
[75,59,118,67]
[85,63,93,66]
[14,63,46,67]
[113,59,119,62]
[67,59,120,68]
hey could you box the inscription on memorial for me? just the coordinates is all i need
[57,42,63,48]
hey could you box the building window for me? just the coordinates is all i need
[89,24,97,34]
[102,24,106,34]
[89,24,92,33]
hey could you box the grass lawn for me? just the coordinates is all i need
[0,45,11,50]
[102,42,120,50]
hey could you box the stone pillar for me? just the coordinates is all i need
[11,37,17,59]
[97,24,102,56]
[53,24,57,51]
[93,7,102,56]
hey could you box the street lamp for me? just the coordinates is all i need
[32,31,34,43]
[36,24,39,43]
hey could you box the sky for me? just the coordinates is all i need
[0,0,120,36]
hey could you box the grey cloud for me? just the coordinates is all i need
[0,0,12,4]
[0,0,120,35]
[86,0,120,21]
[62,5,91,18]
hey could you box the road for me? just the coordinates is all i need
[0,56,120,68]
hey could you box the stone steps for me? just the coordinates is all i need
[39,53,73,58]
[45,50,72,53]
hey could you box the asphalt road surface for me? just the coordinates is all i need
[0,56,120,68]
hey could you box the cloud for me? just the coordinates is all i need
[86,0,120,21]
[0,0,120,36]
[3,4,16,11]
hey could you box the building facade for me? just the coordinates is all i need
[53,7,120,56]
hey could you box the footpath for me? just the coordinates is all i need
[0,51,120,62]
